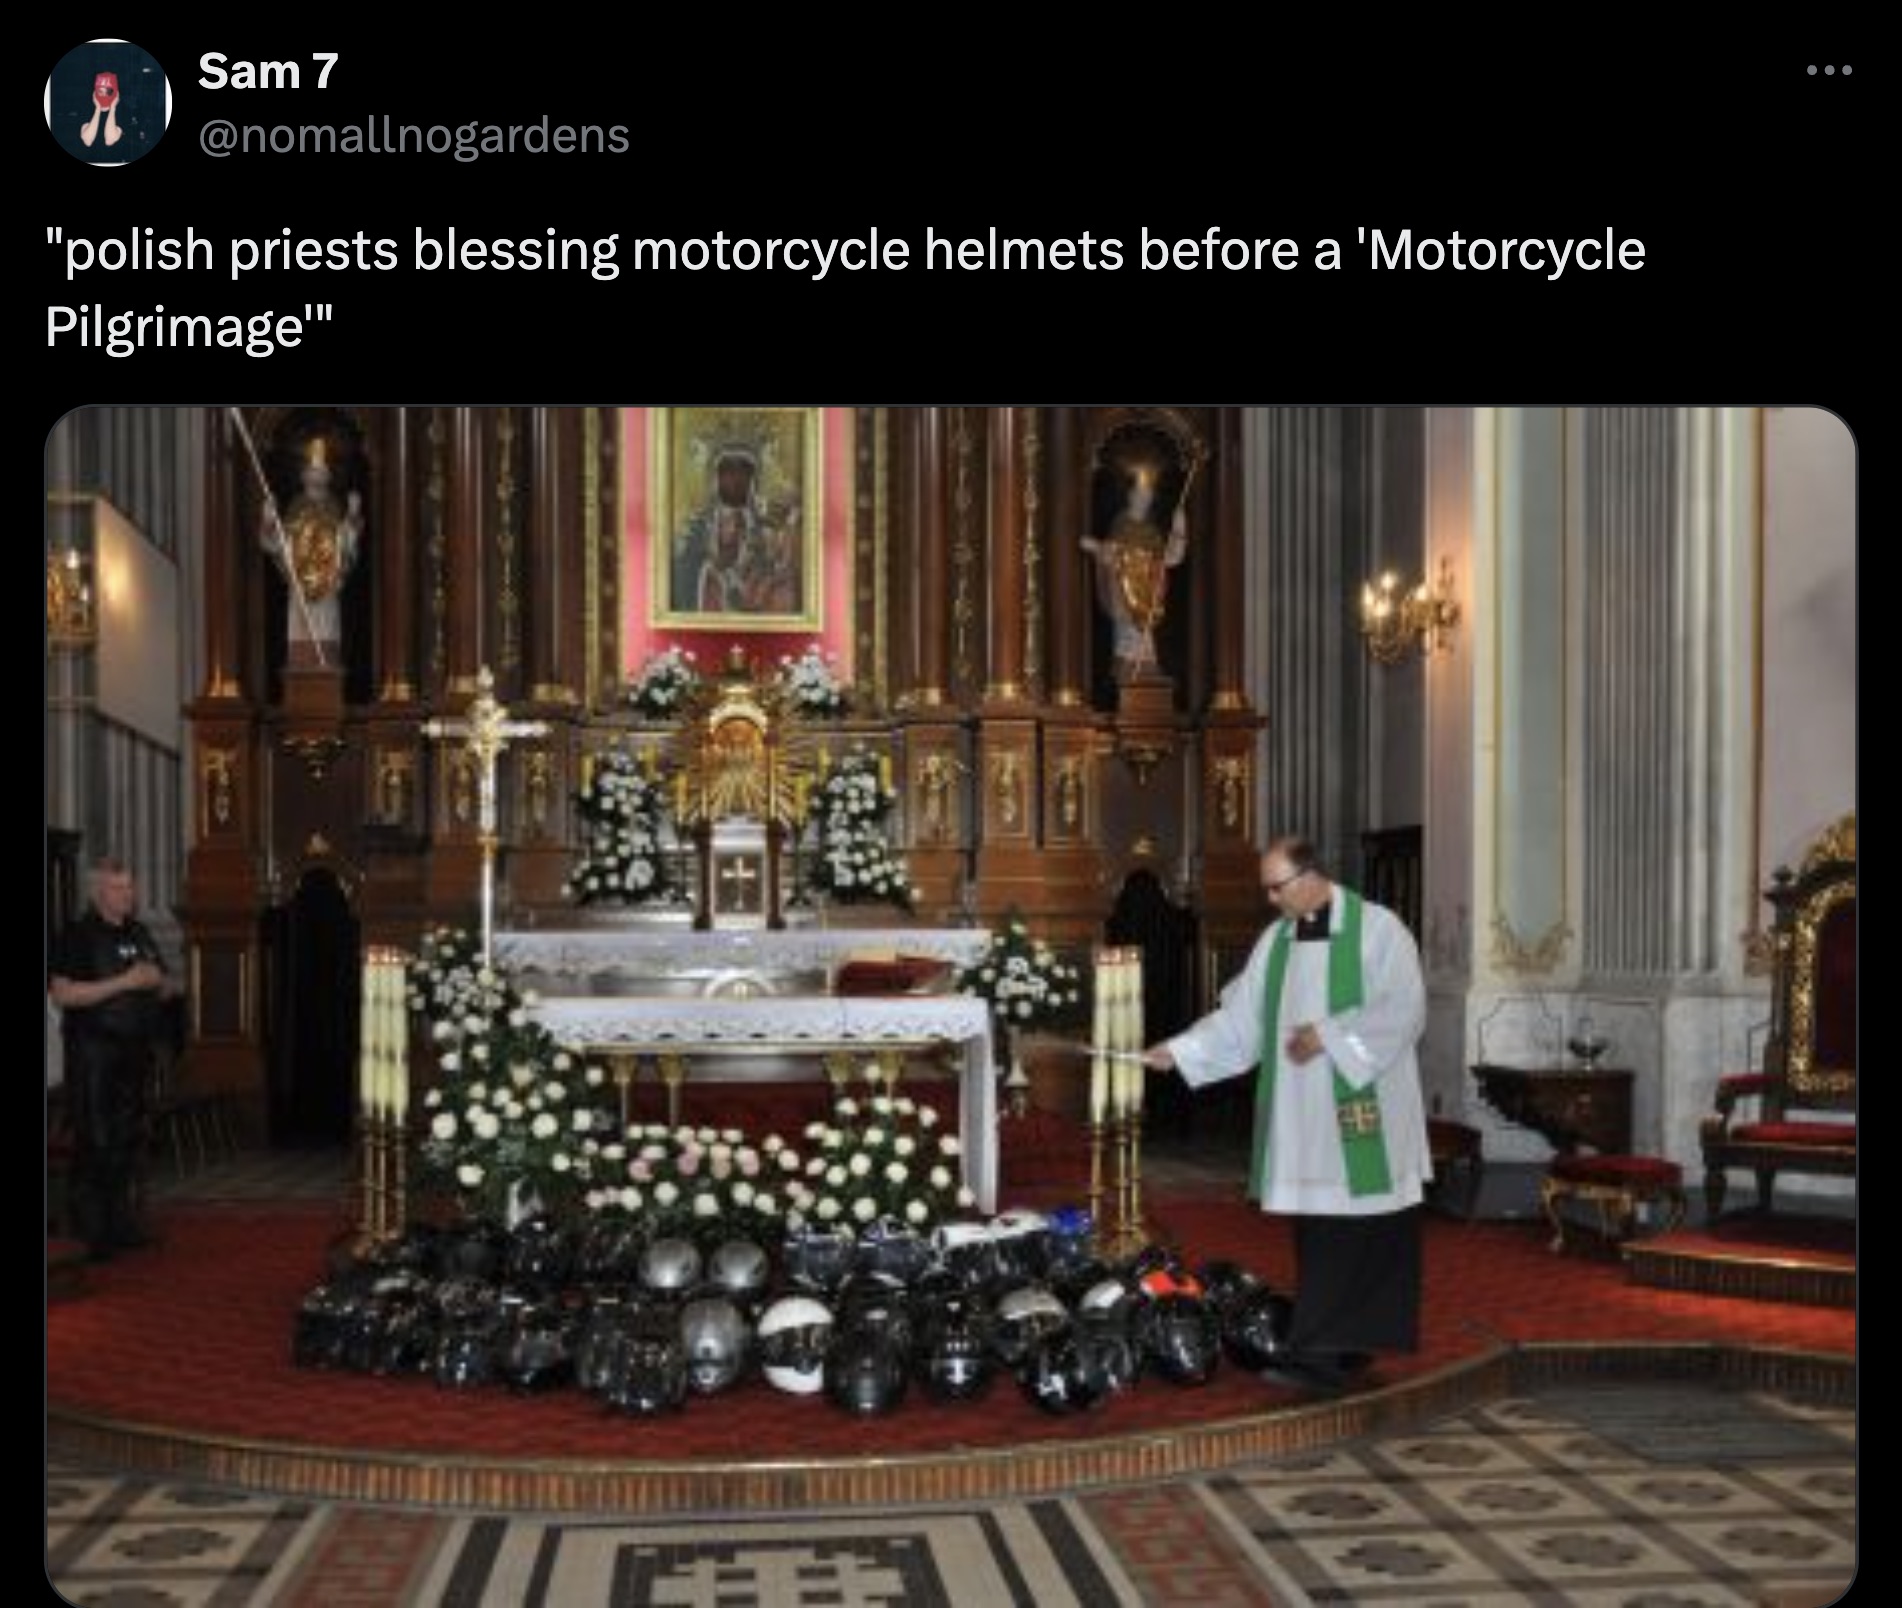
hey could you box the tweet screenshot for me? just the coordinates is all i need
[42,32,1865,1608]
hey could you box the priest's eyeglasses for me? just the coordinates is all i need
[1264,867,1311,894]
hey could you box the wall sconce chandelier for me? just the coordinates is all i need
[1359,556,1459,665]
[46,547,97,649]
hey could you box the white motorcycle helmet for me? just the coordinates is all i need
[756,1294,836,1395]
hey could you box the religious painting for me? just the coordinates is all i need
[649,408,823,631]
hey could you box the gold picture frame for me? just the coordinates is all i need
[649,407,823,632]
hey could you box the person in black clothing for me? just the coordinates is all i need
[49,857,179,1260]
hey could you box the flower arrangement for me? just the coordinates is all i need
[407,925,619,1223]
[807,748,912,908]
[788,1091,975,1233]
[563,746,671,905]
[776,643,848,718]
[582,1123,804,1241]
[955,911,1084,1030]
[624,644,701,718]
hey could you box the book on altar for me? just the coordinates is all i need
[833,953,954,996]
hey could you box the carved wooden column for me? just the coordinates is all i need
[1045,406,1087,709]
[985,407,1028,706]
[373,408,416,705]
[1202,406,1265,942]
[914,407,950,708]
[183,408,266,1140]
[201,407,243,702]
[444,407,486,694]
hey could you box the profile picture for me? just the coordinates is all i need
[47,39,170,163]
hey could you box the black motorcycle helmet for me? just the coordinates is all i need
[599,1302,689,1415]
[574,1216,646,1285]
[988,1209,1052,1282]
[1019,1332,1107,1414]
[432,1221,506,1283]
[1220,1284,1299,1371]
[783,1224,858,1293]
[855,1215,931,1285]
[679,1295,752,1395]
[824,1328,909,1415]
[834,1273,914,1355]
[1072,1307,1145,1396]
[1195,1259,1265,1319]
[496,1302,573,1393]
[502,1214,575,1291]
[1134,1292,1223,1385]
[913,1305,994,1401]
[431,1314,503,1389]
[929,1220,1000,1291]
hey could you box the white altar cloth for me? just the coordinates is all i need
[495,927,991,993]
[529,995,999,1212]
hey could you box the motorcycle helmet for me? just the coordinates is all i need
[433,1221,506,1283]
[835,1273,914,1355]
[1134,1292,1222,1385]
[1077,1276,1136,1321]
[823,1328,909,1415]
[1044,1205,1096,1270]
[914,1305,994,1401]
[1196,1259,1265,1319]
[929,1220,999,1289]
[431,1315,502,1389]
[599,1301,689,1415]
[496,1303,573,1393]
[679,1295,752,1395]
[705,1239,771,1305]
[503,1215,574,1291]
[756,1295,836,1395]
[989,1209,1052,1281]
[1220,1285,1299,1371]
[291,1280,353,1369]
[1051,1256,1115,1309]
[990,1284,1069,1371]
[1019,1332,1107,1414]
[638,1236,703,1297]
[1137,1265,1206,1302]
[574,1217,645,1285]
[856,1216,931,1285]
[783,1224,857,1293]
[1072,1307,1144,1395]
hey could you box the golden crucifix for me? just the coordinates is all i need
[423,666,549,962]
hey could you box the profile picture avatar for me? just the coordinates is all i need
[48,39,170,163]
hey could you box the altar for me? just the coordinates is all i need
[506,926,1002,1210]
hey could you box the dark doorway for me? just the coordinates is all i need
[263,871,360,1145]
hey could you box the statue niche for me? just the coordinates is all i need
[1083,412,1205,692]
[671,652,813,930]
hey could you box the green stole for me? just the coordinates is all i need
[1249,888,1393,1201]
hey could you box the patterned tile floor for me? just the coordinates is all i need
[70,1144,1852,1605]
[47,1381,1855,1606]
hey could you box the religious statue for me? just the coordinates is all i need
[918,753,962,842]
[1081,463,1187,680]
[261,435,362,668]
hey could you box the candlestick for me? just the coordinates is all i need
[674,771,689,822]
[388,959,410,1122]
[358,954,378,1114]
[1089,1049,1108,1124]
[878,754,893,792]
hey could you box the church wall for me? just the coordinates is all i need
[1760,407,1855,875]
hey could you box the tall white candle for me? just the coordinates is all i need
[389,957,410,1121]
[1089,1048,1108,1124]
[359,954,379,1114]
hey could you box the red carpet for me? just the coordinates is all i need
[46,1193,1854,1464]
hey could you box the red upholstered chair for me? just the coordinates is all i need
[1541,1153,1686,1252]
[1702,817,1856,1219]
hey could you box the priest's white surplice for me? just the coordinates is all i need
[1166,890,1430,1215]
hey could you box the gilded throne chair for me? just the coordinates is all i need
[1701,816,1856,1219]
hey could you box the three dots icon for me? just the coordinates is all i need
[1806,65,1853,74]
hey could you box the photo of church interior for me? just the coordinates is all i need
[46,407,1854,1605]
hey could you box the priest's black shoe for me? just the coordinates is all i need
[1258,1351,1352,1395]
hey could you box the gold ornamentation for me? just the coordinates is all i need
[1360,556,1461,665]
[1785,874,1855,1102]
[46,547,96,648]
[1214,756,1247,833]
[1121,741,1167,787]
[495,410,520,670]
[282,734,345,779]
[917,752,964,842]
[1056,756,1085,833]
[426,409,447,682]
[1489,912,1573,975]
[1022,408,1043,699]
[523,750,553,834]
[951,409,976,695]
[1801,812,1856,873]
[377,749,414,824]
[1740,927,1778,978]
[993,751,1024,831]
[202,748,236,830]
[449,753,476,825]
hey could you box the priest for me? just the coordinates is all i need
[1143,834,1430,1393]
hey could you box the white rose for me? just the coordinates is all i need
[693,1193,719,1218]
[905,1200,929,1225]
[572,1110,593,1132]
[655,1181,679,1206]
[474,1112,500,1140]
[852,1197,877,1223]
[621,1186,642,1211]
[940,1136,962,1157]
[930,1166,952,1189]
[956,1187,977,1208]
[884,1161,908,1185]
[754,1194,779,1216]
[894,1136,916,1157]
[531,1113,557,1139]
[847,1155,871,1178]
[732,1181,755,1206]
[816,1197,841,1221]
[456,1163,484,1187]
[431,1113,458,1140]
[551,1152,571,1172]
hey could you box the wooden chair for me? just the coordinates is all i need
[1701,816,1856,1218]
